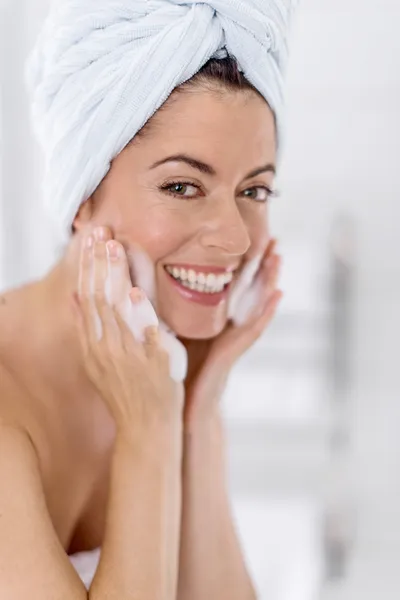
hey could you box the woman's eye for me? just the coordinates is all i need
[242,186,273,203]
[161,182,276,202]
[161,182,199,198]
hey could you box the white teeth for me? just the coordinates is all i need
[206,273,216,288]
[224,272,233,284]
[166,266,234,294]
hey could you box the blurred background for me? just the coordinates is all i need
[1,0,399,598]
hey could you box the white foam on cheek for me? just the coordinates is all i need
[105,252,159,340]
[121,298,187,383]
[105,245,187,383]
[228,254,263,324]
[123,295,159,342]
[232,278,264,327]
[127,247,156,303]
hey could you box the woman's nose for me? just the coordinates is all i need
[199,201,251,256]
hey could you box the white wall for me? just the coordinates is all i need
[278,1,400,597]
[0,0,55,289]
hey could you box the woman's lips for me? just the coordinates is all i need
[164,269,231,307]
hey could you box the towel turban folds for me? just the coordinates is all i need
[26,0,298,242]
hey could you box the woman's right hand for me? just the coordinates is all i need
[73,227,184,439]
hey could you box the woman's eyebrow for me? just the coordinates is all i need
[149,153,276,179]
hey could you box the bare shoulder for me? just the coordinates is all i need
[0,363,44,500]
[0,357,76,546]
[0,361,40,459]
[0,359,27,426]
[0,288,52,443]
[0,357,54,468]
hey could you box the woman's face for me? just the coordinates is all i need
[74,88,276,339]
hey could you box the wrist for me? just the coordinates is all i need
[183,368,229,432]
[183,405,222,437]
[116,419,183,461]
[182,411,226,475]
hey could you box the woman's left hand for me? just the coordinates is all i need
[182,239,283,427]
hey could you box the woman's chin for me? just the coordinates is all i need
[161,311,227,340]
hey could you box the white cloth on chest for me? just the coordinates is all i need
[69,548,101,590]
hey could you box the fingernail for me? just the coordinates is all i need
[94,226,108,241]
[265,256,273,269]
[107,240,121,259]
[130,287,145,304]
[86,235,93,249]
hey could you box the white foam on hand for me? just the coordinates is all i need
[123,246,188,383]
[121,293,159,343]
[159,324,188,383]
[81,242,187,382]
[127,246,156,303]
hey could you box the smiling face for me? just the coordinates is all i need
[73,87,277,339]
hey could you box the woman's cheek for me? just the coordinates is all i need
[127,210,194,262]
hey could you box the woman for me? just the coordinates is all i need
[0,1,296,598]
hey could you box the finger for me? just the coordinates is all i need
[77,232,123,353]
[97,298,122,351]
[78,235,99,345]
[129,286,146,305]
[71,293,89,357]
[93,225,113,243]
[85,236,109,343]
[264,254,282,297]
[78,226,113,298]
[233,291,282,357]
[262,238,277,262]
[254,251,281,302]
[252,289,283,334]
[128,287,159,340]
[112,304,144,357]
[143,325,160,359]
[262,249,280,276]
[92,240,129,350]
[106,240,133,306]
[223,289,283,359]
[93,237,108,299]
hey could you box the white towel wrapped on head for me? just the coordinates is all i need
[26,0,298,242]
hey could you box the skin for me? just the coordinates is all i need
[0,85,282,598]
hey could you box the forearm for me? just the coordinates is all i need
[177,413,257,600]
[89,424,182,600]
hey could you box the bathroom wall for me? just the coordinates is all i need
[1,1,399,598]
